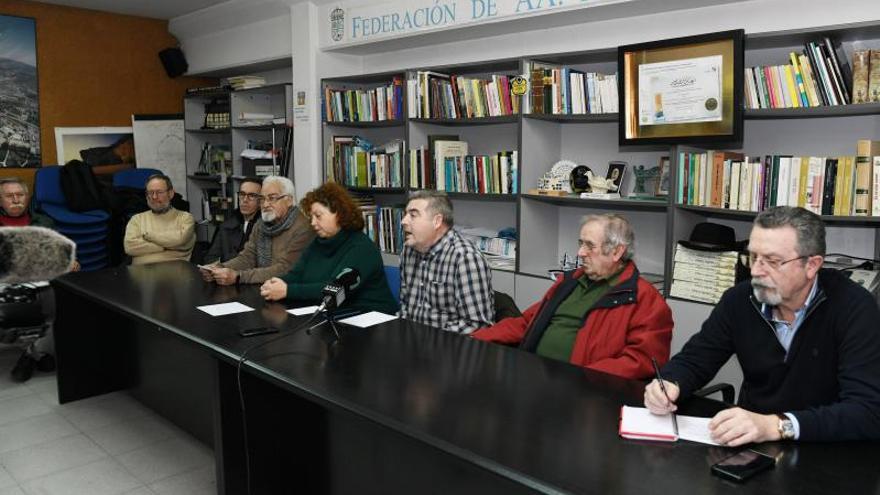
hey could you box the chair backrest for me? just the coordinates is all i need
[113,168,162,190]
[493,291,521,323]
[33,166,65,207]
[384,265,401,302]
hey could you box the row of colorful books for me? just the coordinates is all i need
[354,195,405,254]
[408,145,518,194]
[323,77,405,123]
[525,62,618,115]
[745,37,858,109]
[407,71,520,120]
[328,137,405,188]
[677,141,880,216]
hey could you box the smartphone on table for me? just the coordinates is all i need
[711,449,776,483]
[238,327,280,338]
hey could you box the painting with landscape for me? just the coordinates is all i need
[0,15,40,167]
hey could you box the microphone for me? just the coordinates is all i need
[320,268,361,311]
[0,227,76,284]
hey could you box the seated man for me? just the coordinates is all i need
[203,176,313,285]
[646,206,880,445]
[0,177,78,382]
[124,174,195,265]
[473,214,672,380]
[399,190,494,334]
[203,177,262,263]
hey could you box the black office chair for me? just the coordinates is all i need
[694,383,736,404]
[0,284,55,382]
[493,291,521,323]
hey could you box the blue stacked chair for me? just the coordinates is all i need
[33,166,111,271]
[384,265,401,303]
[113,168,162,190]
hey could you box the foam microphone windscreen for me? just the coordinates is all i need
[0,227,76,283]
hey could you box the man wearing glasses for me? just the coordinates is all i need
[203,177,262,263]
[472,213,673,379]
[646,206,880,444]
[124,174,195,265]
[202,176,313,285]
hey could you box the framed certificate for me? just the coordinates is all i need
[619,30,744,146]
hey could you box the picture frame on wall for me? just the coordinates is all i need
[0,14,41,167]
[54,127,135,167]
[618,30,744,146]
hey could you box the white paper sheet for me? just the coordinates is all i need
[196,302,254,316]
[338,311,397,328]
[287,305,321,316]
[619,406,721,446]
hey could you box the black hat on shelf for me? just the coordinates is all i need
[678,222,738,252]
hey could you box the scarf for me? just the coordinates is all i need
[256,207,298,267]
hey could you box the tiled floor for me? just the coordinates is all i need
[0,347,216,495]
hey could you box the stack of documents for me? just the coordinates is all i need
[669,244,738,304]
[227,75,266,90]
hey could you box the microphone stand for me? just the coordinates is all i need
[305,301,342,342]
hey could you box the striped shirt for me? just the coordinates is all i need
[399,229,494,334]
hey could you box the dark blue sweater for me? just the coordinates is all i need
[662,268,880,441]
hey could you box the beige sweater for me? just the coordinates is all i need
[124,208,195,265]
[220,212,314,284]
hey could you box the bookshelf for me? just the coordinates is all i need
[320,21,880,309]
[184,83,293,241]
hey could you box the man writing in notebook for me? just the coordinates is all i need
[472,213,673,379]
[646,206,880,445]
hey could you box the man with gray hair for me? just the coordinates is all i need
[399,190,494,333]
[647,206,880,445]
[473,213,672,380]
[202,175,313,285]
[124,174,195,265]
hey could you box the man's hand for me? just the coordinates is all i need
[260,277,287,301]
[644,379,680,414]
[71,260,81,272]
[708,408,781,447]
[199,265,216,282]
[212,267,238,286]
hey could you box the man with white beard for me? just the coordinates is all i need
[646,206,880,445]
[201,176,313,285]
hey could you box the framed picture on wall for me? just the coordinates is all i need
[0,14,41,167]
[619,30,744,146]
[54,127,135,167]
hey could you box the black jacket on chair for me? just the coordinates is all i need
[662,268,880,441]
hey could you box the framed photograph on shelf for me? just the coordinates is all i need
[606,161,627,193]
[656,156,671,196]
[618,30,744,146]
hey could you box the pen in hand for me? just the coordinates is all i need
[651,357,679,437]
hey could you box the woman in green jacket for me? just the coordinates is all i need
[260,182,398,314]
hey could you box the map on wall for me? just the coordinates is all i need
[132,114,186,199]
[0,14,41,167]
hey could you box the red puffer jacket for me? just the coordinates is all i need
[472,262,673,380]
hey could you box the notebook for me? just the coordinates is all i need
[619,406,721,445]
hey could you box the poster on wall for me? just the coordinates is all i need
[54,127,135,167]
[0,14,41,167]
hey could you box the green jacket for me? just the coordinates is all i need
[280,229,398,314]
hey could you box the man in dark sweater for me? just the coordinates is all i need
[646,206,880,445]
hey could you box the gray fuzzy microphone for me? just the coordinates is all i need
[0,227,77,283]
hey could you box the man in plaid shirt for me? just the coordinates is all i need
[399,191,494,333]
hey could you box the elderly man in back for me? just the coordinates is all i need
[202,175,314,285]
[124,174,195,265]
[472,214,672,380]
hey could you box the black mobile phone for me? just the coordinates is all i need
[711,449,776,483]
[238,326,280,338]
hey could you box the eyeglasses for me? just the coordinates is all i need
[237,192,262,202]
[739,252,808,271]
[2,192,26,200]
[577,239,600,252]
[145,189,170,197]
[262,194,289,205]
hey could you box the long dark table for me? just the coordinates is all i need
[52,261,880,494]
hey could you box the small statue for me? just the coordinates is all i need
[586,170,618,193]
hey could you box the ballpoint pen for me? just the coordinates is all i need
[652,357,679,438]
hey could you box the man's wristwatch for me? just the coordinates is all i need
[777,414,795,440]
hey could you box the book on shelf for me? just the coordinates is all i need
[226,75,266,90]
[329,136,405,188]
[323,77,404,123]
[525,61,618,115]
[407,70,519,119]
[671,244,739,304]
[352,194,405,255]
[869,51,880,103]
[410,139,518,194]
[678,144,880,217]
[457,226,517,258]
[744,36,860,109]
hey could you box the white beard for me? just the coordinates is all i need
[752,280,782,306]
[261,210,276,223]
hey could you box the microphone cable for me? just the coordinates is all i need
[235,303,326,495]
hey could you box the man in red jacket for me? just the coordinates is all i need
[472,213,672,380]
